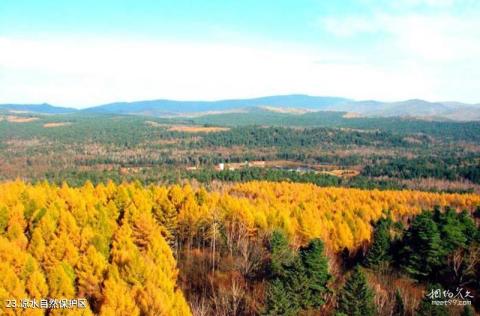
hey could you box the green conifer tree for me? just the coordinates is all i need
[263,278,298,316]
[337,265,376,316]
[365,218,392,268]
[300,238,331,308]
[401,211,443,279]
[268,230,295,277]
[436,207,468,253]
[263,230,300,315]
[265,233,332,315]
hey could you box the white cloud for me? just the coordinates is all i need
[384,14,480,61]
[0,37,325,107]
[318,10,480,103]
[320,11,480,62]
[0,33,478,107]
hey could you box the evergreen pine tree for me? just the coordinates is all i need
[337,265,376,316]
[265,233,332,315]
[268,230,295,278]
[300,238,331,308]
[401,211,443,279]
[263,230,299,315]
[263,278,298,316]
[283,258,309,313]
[365,218,392,268]
[436,207,467,254]
[457,210,478,244]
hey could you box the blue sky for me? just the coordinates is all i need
[1,0,479,107]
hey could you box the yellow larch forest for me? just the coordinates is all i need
[0,180,479,315]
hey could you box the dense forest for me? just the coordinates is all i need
[192,110,480,141]
[1,113,480,194]
[362,157,480,184]
[0,181,479,315]
[1,112,480,314]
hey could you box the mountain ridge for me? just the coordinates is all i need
[2,95,479,121]
[0,103,77,114]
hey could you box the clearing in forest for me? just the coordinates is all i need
[167,125,230,133]
[43,122,72,128]
[6,115,39,123]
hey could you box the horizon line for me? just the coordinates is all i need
[1,94,479,110]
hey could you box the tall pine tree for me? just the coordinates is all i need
[263,278,298,316]
[300,238,331,308]
[263,230,300,315]
[268,230,295,277]
[336,265,376,316]
[401,211,443,279]
[365,218,392,268]
[264,233,331,315]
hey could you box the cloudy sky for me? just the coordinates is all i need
[0,0,479,108]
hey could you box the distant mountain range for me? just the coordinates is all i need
[0,103,76,114]
[83,95,350,116]
[2,95,480,121]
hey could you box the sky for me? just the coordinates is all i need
[0,0,479,108]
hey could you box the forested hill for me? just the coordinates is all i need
[192,111,480,141]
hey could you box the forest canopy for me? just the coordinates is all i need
[0,180,479,314]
